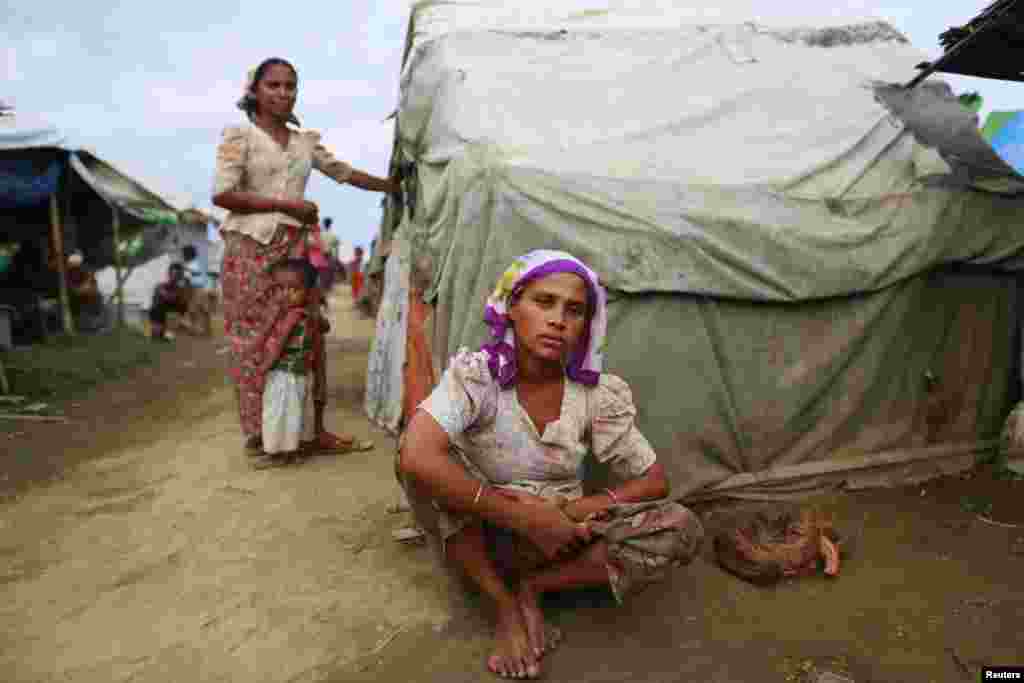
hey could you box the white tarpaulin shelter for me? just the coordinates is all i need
[0,109,67,151]
[96,253,175,309]
[366,1,1024,501]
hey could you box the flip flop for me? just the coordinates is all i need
[304,434,374,455]
[391,526,426,544]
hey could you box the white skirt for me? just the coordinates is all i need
[262,370,315,454]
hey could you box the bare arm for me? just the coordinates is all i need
[212,191,318,224]
[347,169,401,195]
[562,462,670,522]
[399,409,589,559]
[257,310,306,375]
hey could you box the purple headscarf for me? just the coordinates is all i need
[481,250,607,388]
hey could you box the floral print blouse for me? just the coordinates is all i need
[213,124,354,245]
[421,348,658,502]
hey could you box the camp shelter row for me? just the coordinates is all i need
[364,0,1024,502]
[0,108,211,333]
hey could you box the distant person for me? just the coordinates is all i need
[148,263,189,342]
[253,260,318,468]
[349,245,365,301]
[212,56,398,457]
[311,217,337,293]
[181,244,214,336]
[181,244,209,290]
[64,251,106,332]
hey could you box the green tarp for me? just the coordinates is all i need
[366,2,1024,500]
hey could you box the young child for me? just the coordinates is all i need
[255,259,319,468]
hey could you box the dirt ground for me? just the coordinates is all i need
[1,286,1022,683]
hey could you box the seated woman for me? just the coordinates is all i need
[398,250,704,680]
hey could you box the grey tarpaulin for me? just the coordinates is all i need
[366,1,1024,500]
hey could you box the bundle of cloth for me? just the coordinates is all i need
[712,505,844,584]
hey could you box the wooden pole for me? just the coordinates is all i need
[49,193,76,336]
[111,208,124,327]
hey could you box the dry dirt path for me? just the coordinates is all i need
[0,289,462,683]
[1,287,1022,683]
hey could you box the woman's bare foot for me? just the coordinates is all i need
[516,581,561,659]
[487,600,540,679]
[317,431,355,449]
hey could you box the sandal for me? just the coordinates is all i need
[391,526,426,545]
[305,432,374,455]
[244,436,263,457]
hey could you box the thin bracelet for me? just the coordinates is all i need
[473,483,487,506]
[603,488,619,504]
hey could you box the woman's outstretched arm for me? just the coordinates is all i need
[399,408,589,559]
[347,169,400,194]
[312,140,400,194]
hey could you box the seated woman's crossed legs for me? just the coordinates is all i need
[406,474,703,680]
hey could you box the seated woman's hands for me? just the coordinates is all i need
[560,495,614,524]
[493,489,593,560]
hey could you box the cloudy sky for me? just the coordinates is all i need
[3,0,1018,249]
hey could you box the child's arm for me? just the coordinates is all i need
[258,309,307,376]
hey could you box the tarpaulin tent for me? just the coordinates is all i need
[981,111,1024,175]
[1,109,77,335]
[366,0,1024,501]
[0,108,185,332]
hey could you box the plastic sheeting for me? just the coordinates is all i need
[0,111,66,151]
[69,152,179,225]
[367,1,1024,499]
[0,156,63,208]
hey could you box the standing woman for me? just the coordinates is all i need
[213,57,399,457]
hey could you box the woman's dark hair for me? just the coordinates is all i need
[272,258,318,290]
[237,57,300,126]
[182,244,198,262]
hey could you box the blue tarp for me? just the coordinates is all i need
[989,111,1024,175]
[0,157,63,209]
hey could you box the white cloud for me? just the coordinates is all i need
[27,36,60,59]
[1,47,20,82]
[874,7,915,26]
[299,78,390,107]
[319,118,397,171]
[143,81,241,118]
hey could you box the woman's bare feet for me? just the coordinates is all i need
[516,581,562,660]
[487,599,540,679]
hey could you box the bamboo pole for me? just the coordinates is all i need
[49,193,75,336]
[111,208,124,327]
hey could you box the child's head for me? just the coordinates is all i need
[272,259,317,308]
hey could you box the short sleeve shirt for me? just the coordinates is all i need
[213,124,353,245]
[420,348,657,501]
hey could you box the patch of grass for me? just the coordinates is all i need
[1,328,166,407]
[959,495,994,517]
[977,448,1024,481]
